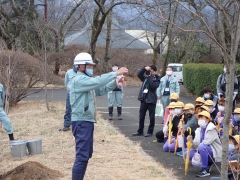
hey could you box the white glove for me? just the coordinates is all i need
[233,92,238,100]
[218,93,222,99]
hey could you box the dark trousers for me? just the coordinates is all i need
[233,98,236,112]
[155,130,164,142]
[64,93,72,127]
[72,121,94,180]
[137,101,156,134]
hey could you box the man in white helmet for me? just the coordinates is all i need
[70,52,128,180]
[59,62,77,131]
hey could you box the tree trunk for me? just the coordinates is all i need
[44,46,50,111]
[151,32,158,65]
[152,48,158,65]
[103,1,113,73]
[163,30,173,76]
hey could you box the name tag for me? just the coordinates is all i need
[165,88,170,91]
[143,89,148,93]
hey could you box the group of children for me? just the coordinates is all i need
[156,92,240,178]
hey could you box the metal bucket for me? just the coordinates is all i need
[10,140,26,145]
[27,139,42,155]
[10,141,27,158]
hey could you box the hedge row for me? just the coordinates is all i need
[183,63,240,96]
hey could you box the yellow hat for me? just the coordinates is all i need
[234,135,240,144]
[175,101,184,108]
[170,93,179,100]
[199,105,210,113]
[230,135,240,144]
[168,102,176,109]
[204,100,214,106]
[233,108,240,114]
[194,97,205,104]
[183,103,195,110]
[196,111,212,121]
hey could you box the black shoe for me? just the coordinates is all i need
[196,168,210,177]
[132,132,143,136]
[59,126,70,131]
[108,107,113,120]
[144,133,153,137]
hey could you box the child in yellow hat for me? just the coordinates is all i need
[155,102,176,142]
[194,97,205,114]
[214,98,238,138]
[204,100,218,121]
[186,111,222,178]
[163,101,187,152]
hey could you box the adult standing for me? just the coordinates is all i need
[59,65,77,131]
[157,67,180,114]
[216,64,238,111]
[0,83,14,140]
[70,52,128,180]
[132,65,160,137]
[108,64,126,120]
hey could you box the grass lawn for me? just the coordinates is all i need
[0,101,176,180]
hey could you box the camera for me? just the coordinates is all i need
[145,70,151,75]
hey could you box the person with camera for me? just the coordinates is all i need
[157,67,180,119]
[132,65,160,137]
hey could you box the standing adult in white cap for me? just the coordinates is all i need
[70,52,128,180]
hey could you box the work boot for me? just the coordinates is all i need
[8,133,14,140]
[59,126,70,131]
[117,107,122,120]
[108,107,113,120]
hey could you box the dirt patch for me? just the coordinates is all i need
[0,161,63,180]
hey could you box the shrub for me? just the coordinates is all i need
[0,50,55,106]
[183,63,240,96]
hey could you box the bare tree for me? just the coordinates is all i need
[0,50,49,106]
[90,0,129,63]
[0,0,36,50]
[34,0,87,75]
[103,0,114,72]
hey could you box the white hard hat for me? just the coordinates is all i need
[74,52,96,65]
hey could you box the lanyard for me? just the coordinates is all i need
[145,83,149,89]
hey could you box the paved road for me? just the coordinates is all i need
[23,86,220,180]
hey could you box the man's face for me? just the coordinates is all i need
[79,64,93,72]
[150,69,156,75]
